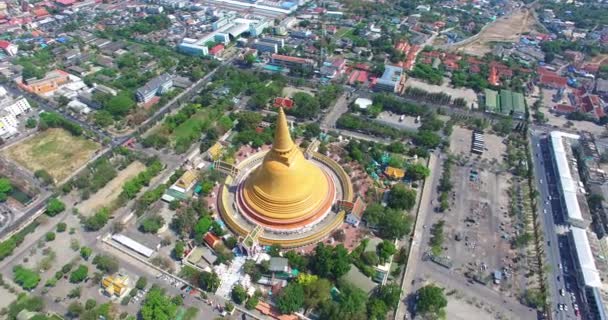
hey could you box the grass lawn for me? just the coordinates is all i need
[6,128,100,183]
[170,108,221,142]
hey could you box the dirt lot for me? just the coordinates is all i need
[78,161,146,215]
[405,78,479,109]
[449,126,506,164]
[4,128,100,183]
[446,295,498,320]
[455,8,539,56]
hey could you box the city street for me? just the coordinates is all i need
[530,130,583,320]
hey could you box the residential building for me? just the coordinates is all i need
[375,65,405,94]
[136,73,173,103]
[0,40,18,56]
[343,197,366,227]
[268,257,290,273]
[259,37,285,49]
[3,97,31,117]
[204,232,221,249]
[0,110,17,137]
[178,42,209,56]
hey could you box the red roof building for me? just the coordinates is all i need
[204,233,221,248]
[553,104,576,114]
[32,7,49,18]
[488,66,500,86]
[56,0,76,6]
[539,74,567,89]
[209,44,224,56]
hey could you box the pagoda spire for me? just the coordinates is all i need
[272,107,294,153]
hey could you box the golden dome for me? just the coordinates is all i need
[240,107,334,229]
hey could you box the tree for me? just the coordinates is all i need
[45,232,55,242]
[302,278,331,313]
[374,284,401,310]
[69,265,88,283]
[56,222,67,233]
[140,286,179,320]
[0,178,12,202]
[85,299,97,310]
[413,131,441,149]
[199,271,220,293]
[105,93,135,118]
[67,301,84,318]
[268,243,282,257]
[173,241,185,259]
[35,169,54,186]
[363,203,384,226]
[310,243,351,279]
[387,184,417,211]
[231,284,248,304]
[378,209,413,240]
[94,110,114,127]
[493,118,513,136]
[415,285,447,318]
[92,254,119,274]
[376,240,396,263]
[80,246,92,260]
[367,297,388,320]
[406,163,430,181]
[289,92,320,119]
[46,198,65,216]
[13,265,40,290]
[83,208,110,231]
[246,295,259,310]
[139,215,165,233]
[136,277,148,290]
[319,281,368,320]
[361,251,379,266]
[276,282,305,314]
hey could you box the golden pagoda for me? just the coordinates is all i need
[239,107,335,230]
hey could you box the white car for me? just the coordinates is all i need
[560,289,565,296]
[564,305,568,312]
[558,304,564,311]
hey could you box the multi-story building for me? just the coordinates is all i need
[374,65,405,94]
[136,73,173,103]
[0,97,31,138]
[270,54,315,71]
[253,41,278,54]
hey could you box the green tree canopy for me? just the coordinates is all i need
[387,184,417,211]
[276,282,305,314]
[415,284,447,317]
[46,198,65,216]
[140,286,179,320]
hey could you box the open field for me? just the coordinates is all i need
[405,78,479,109]
[5,128,100,183]
[453,8,539,56]
[78,161,146,215]
[171,110,213,142]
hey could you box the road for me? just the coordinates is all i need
[530,130,583,320]
[320,92,351,128]
[395,152,440,320]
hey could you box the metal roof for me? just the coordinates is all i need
[550,131,583,222]
[112,234,155,258]
[571,227,602,287]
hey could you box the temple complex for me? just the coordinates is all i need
[218,107,353,248]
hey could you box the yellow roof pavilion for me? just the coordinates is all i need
[384,166,405,180]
